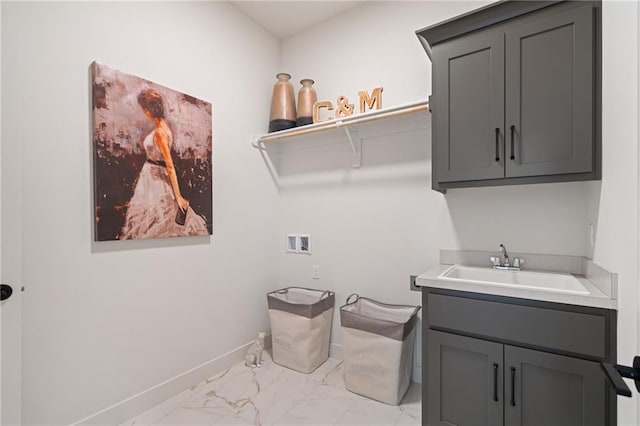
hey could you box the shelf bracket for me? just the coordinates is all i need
[250,135,263,149]
[342,126,361,168]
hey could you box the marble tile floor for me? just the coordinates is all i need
[120,350,421,426]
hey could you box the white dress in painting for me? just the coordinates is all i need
[120,129,208,239]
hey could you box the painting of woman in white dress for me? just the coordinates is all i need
[92,62,212,241]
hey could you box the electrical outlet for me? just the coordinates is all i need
[410,275,420,291]
[312,265,320,279]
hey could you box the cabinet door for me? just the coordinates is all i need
[433,29,505,183]
[505,345,605,426]
[505,4,594,178]
[427,331,503,426]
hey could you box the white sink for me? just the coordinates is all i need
[438,265,590,295]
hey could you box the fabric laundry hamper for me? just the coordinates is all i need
[340,294,421,405]
[267,287,335,373]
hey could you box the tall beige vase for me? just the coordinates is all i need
[296,79,317,126]
[269,73,297,133]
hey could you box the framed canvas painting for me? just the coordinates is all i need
[91,62,212,241]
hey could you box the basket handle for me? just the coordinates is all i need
[346,293,360,305]
[320,290,331,299]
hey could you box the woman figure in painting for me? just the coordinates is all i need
[120,88,208,239]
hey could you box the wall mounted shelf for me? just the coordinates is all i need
[251,100,430,168]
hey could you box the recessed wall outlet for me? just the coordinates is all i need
[410,275,420,292]
[312,265,320,279]
[287,234,298,253]
[298,234,311,254]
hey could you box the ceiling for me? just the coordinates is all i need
[231,1,366,39]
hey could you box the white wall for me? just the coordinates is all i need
[279,0,594,365]
[1,2,280,424]
[591,1,640,424]
[0,0,3,419]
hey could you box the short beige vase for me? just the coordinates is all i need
[296,79,317,127]
[269,73,297,133]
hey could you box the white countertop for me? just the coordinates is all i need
[416,264,617,310]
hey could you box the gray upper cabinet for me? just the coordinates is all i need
[433,30,504,182]
[505,5,594,178]
[417,1,600,192]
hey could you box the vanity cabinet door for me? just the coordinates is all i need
[504,3,594,178]
[432,29,505,183]
[505,345,605,426]
[427,330,503,426]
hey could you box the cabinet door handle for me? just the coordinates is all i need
[495,128,500,162]
[510,125,516,160]
[0,284,13,301]
[602,362,633,397]
[510,367,516,406]
[493,363,499,402]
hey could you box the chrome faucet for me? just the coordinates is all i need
[491,244,524,270]
[500,244,510,267]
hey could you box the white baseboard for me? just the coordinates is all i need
[411,366,422,384]
[329,342,344,360]
[72,335,271,426]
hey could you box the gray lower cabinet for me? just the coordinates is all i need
[418,1,600,192]
[427,331,503,426]
[423,289,616,426]
[427,331,605,426]
[505,346,605,426]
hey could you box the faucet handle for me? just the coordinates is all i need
[513,258,525,268]
[490,256,501,267]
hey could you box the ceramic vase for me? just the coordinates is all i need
[269,73,297,133]
[296,79,317,126]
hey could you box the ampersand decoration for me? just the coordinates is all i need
[335,95,355,118]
